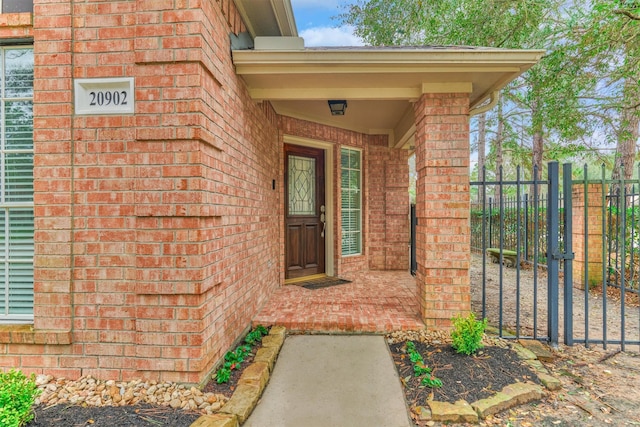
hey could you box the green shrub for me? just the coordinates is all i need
[0,369,41,427]
[450,312,488,356]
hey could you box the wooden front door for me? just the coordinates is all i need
[285,144,326,280]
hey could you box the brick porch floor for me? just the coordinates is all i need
[252,270,425,333]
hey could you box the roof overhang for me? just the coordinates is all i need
[234,0,297,38]
[233,45,544,149]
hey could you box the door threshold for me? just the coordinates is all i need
[285,273,327,285]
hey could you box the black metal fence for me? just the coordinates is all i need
[410,204,417,276]
[471,162,640,350]
[470,165,552,342]
[606,187,640,295]
[470,193,562,265]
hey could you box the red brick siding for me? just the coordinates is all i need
[367,136,410,270]
[414,93,472,328]
[3,0,469,381]
[7,0,281,383]
[0,12,32,37]
[279,117,409,277]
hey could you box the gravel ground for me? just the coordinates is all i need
[471,253,640,345]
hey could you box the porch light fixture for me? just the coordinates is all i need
[328,100,347,116]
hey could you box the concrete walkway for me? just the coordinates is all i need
[243,335,412,427]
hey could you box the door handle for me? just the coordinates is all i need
[320,205,326,238]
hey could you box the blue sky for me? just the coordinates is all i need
[290,0,364,46]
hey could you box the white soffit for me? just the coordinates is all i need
[234,0,297,38]
[233,47,544,146]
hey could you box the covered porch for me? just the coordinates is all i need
[252,271,424,332]
[233,37,544,329]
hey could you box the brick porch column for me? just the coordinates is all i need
[414,93,471,328]
[572,184,606,290]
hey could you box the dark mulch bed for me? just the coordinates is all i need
[389,341,540,407]
[201,349,258,397]
[29,403,200,427]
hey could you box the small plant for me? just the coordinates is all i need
[404,341,442,389]
[0,369,41,427]
[244,325,268,345]
[215,368,231,384]
[421,375,443,388]
[215,325,269,384]
[413,362,431,377]
[450,312,488,356]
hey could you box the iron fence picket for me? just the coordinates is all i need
[547,162,560,347]
[481,167,487,320]
[533,165,540,340]
[516,166,522,338]
[562,163,574,346]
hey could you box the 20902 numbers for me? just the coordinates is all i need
[89,90,128,107]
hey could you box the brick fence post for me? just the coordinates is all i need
[572,184,606,290]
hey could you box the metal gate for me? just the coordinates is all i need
[471,162,640,349]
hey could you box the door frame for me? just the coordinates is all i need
[283,135,334,279]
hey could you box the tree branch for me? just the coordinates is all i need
[614,9,640,21]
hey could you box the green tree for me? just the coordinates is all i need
[340,0,586,180]
[563,1,640,183]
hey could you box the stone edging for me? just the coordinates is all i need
[416,340,562,424]
[189,326,286,427]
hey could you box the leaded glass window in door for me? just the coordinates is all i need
[288,155,316,215]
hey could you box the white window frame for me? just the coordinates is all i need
[0,45,34,323]
[340,147,362,256]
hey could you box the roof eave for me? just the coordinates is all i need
[234,0,298,38]
[233,48,545,107]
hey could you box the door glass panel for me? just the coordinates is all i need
[288,155,316,215]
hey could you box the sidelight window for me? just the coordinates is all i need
[341,148,361,256]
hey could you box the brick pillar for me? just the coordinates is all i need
[33,2,74,334]
[572,184,606,289]
[413,93,471,328]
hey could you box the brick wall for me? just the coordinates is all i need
[414,93,472,328]
[279,117,409,278]
[367,136,410,270]
[3,0,413,383]
[1,0,281,384]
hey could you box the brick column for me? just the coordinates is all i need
[413,93,471,328]
[33,0,73,334]
[572,184,606,289]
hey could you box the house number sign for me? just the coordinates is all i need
[74,77,134,115]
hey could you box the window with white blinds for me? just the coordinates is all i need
[341,148,361,256]
[0,47,34,322]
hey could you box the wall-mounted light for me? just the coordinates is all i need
[328,100,347,116]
